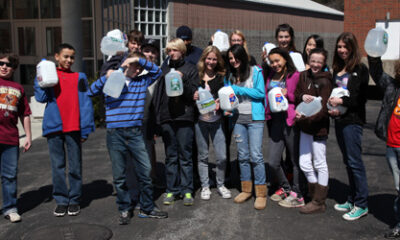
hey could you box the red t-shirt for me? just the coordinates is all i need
[0,78,32,146]
[53,68,80,133]
[387,96,400,148]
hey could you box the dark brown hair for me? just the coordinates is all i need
[332,32,361,73]
[0,50,19,69]
[128,29,145,45]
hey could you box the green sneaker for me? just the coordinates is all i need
[163,193,175,205]
[334,201,353,212]
[342,206,368,221]
[183,193,194,206]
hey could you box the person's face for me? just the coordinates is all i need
[55,48,75,70]
[269,53,287,73]
[0,57,14,79]
[228,51,241,69]
[128,40,141,53]
[168,48,183,61]
[183,39,192,47]
[126,63,143,78]
[309,53,325,74]
[305,38,317,56]
[337,40,350,61]
[230,34,243,46]
[142,46,159,63]
[277,31,291,50]
[204,52,218,72]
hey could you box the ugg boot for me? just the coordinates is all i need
[307,182,317,200]
[254,184,267,210]
[299,184,328,214]
[234,181,252,203]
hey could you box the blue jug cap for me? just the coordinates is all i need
[264,41,269,45]
[41,58,46,61]
[289,51,293,53]
[216,29,221,32]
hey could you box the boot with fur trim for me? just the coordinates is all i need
[254,184,267,210]
[234,181,252,203]
[299,184,328,214]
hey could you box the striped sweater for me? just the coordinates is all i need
[89,58,161,128]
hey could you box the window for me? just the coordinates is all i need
[82,20,93,57]
[0,23,11,50]
[13,0,38,19]
[0,0,10,19]
[46,27,61,56]
[18,27,36,56]
[20,64,36,85]
[40,0,60,19]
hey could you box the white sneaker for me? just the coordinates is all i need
[217,185,232,199]
[5,212,21,223]
[201,187,212,200]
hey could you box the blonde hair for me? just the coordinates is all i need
[229,30,251,62]
[197,46,226,81]
[165,38,187,55]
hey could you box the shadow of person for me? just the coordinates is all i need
[369,193,397,227]
[80,180,114,209]
[17,185,53,214]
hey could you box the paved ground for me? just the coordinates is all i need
[0,100,395,240]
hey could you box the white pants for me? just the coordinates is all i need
[299,131,329,186]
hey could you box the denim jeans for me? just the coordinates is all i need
[195,120,227,188]
[386,146,400,225]
[161,121,194,195]
[233,122,266,185]
[47,132,82,206]
[107,127,154,213]
[0,144,19,215]
[335,122,368,208]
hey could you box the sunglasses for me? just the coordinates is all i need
[0,61,12,68]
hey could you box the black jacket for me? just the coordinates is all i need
[152,58,199,124]
[99,52,128,76]
[333,63,369,126]
[368,56,400,141]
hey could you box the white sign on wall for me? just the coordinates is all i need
[376,20,400,60]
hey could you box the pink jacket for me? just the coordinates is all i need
[265,71,300,126]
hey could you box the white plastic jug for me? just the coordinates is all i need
[103,68,126,98]
[213,30,230,52]
[100,36,128,57]
[165,68,183,97]
[364,27,389,57]
[296,96,322,117]
[218,86,239,111]
[327,87,349,114]
[290,51,306,72]
[268,87,289,112]
[36,59,59,88]
[197,87,216,114]
[262,42,276,64]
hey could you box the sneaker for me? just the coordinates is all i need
[334,201,354,212]
[138,209,168,219]
[53,205,68,217]
[163,193,175,205]
[118,210,132,225]
[271,188,288,202]
[342,206,368,221]
[67,204,80,216]
[5,212,21,223]
[278,191,305,208]
[384,227,400,239]
[200,187,212,200]
[183,193,194,206]
[217,185,232,199]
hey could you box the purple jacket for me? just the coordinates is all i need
[265,71,300,126]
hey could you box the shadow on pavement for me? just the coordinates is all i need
[81,180,114,209]
[369,193,397,227]
[18,185,53,214]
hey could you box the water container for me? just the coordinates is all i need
[36,59,58,88]
[213,30,230,52]
[268,87,289,112]
[290,51,306,72]
[364,27,389,57]
[296,96,322,117]
[327,87,350,114]
[262,42,276,63]
[165,68,183,97]
[218,86,239,111]
[103,68,126,98]
[100,36,128,57]
[196,87,216,114]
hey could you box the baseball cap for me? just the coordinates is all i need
[176,25,192,40]
[141,38,160,53]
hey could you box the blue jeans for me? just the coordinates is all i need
[107,127,154,213]
[195,120,227,188]
[335,122,368,208]
[0,144,19,215]
[386,146,400,225]
[47,132,82,206]
[161,121,194,195]
[233,122,266,185]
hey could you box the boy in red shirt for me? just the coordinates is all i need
[34,43,95,217]
[0,51,32,223]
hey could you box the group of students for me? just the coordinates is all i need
[1,22,400,238]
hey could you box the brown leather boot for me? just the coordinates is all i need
[299,184,328,214]
[234,181,252,203]
[307,182,317,199]
[254,184,267,210]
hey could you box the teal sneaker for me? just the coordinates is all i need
[334,201,353,212]
[342,206,368,221]
[183,193,194,206]
[163,193,175,205]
